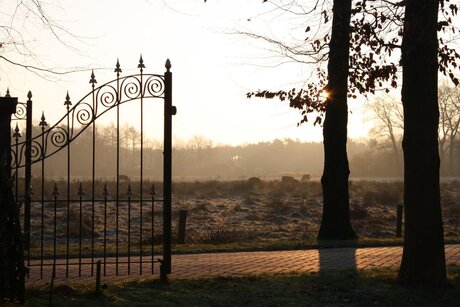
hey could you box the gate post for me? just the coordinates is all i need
[0,91,24,303]
[0,92,18,176]
[163,59,175,277]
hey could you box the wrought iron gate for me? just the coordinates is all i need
[9,57,174,282]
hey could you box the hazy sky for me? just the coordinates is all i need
[1,0,374,145]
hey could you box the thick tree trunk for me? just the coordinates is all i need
[318,0,356,240]
[398,0,447,286]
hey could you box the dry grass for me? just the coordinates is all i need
[22,178,460,257]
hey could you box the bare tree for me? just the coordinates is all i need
[187,135,213,169]
[367,83,460,177]
[438,81,460,175]
[101,123,118,148]
[0,0,91,79]
[366,95,403,173]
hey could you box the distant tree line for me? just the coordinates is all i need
[14,120,460,180]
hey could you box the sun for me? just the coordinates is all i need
[320,90,330,100]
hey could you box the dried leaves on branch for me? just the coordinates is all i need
[246,0,460,124]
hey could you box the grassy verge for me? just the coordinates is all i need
[25,266,460,306]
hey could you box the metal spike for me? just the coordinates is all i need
[138,55,145,72]
[103,183,110,196]
[89,70,97,86]
[127,183,133,197]
[27,90,32,100]
[64,91,72,108]
[39,112,48,128]
[13,123,21,139]
[52,183,59,197]
[165,59,171,71]
[150,184,156,196]
[78,182,85,196]
[114,59,122,75]
[5,88,11,97]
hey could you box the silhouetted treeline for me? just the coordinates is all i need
[13,124,460,180]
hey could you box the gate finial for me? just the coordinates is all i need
[165,59,171,72]
[115,59,122,76]
[138,55,145,73]
[90,70,97,86]
[39,112,48,129]
[52,183,59,197]
[127,183,133,197]
[5,88,11,97]
[103,183,110,196]
[13,123,21,139]
[78,182,85,197]
[64,92,72,109]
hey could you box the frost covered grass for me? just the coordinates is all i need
[26,178,459,258]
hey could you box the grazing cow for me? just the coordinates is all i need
[281,176,298,184]
[301,174,311,182]
[247,177,262,185]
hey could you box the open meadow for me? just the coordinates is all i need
[170,178,460,245]
[25,178,460,257]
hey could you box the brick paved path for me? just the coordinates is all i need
[26,244,460,288]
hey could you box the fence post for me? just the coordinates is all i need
[95,260,101,296]
[178,210,187,244]
[396,204,403,238]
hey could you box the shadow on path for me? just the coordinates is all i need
[319,247,357,273]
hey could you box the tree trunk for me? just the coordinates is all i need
[318,0,357,240]
[398,0,447,286]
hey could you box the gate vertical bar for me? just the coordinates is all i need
[90,71,97,277]
[78,183,84,277]
[127,184,132,275]
[52,183,59,267]
[24,92,32,268]
[151,184,155,274]
[39,113,47,278]
[163,59,173,276]
[139,55,145,275]
[115,60,121,276]
[103,183,109,276]
[13,124,20,209]
[64,93,72,278]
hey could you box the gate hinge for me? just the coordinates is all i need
[171,106,177,115]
